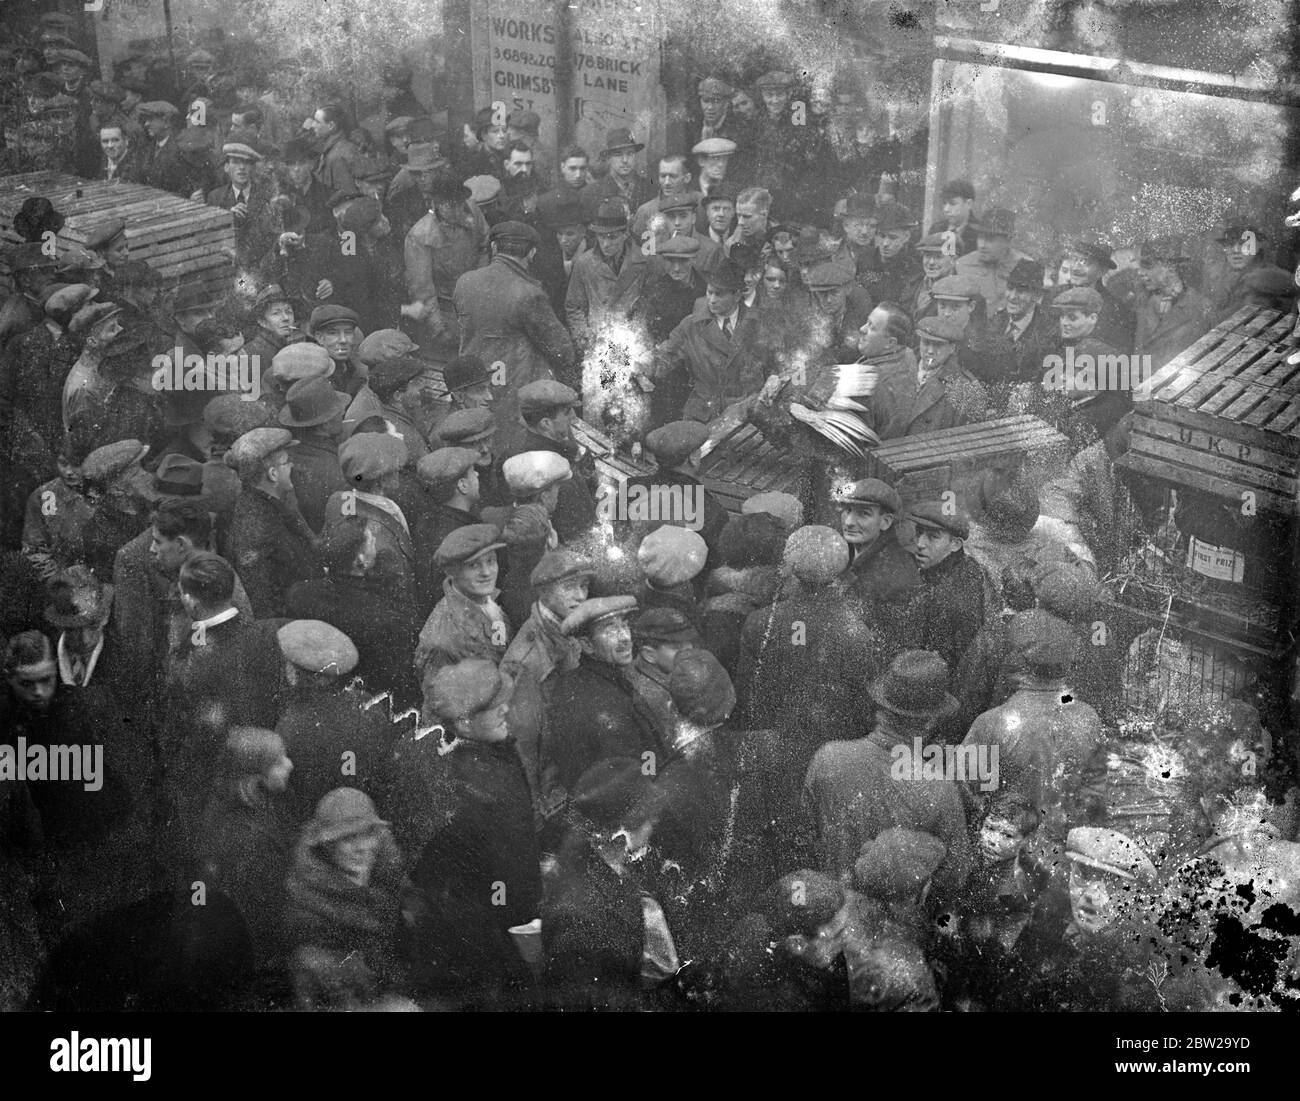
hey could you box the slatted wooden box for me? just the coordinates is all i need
[0,170,235,300]
[861,414,1071,511]
[694,423,805,512]
[1113,304,1300,652]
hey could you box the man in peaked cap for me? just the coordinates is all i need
[1133,234,1213,372]
[402,654,542,1000]
[500,548,596,805]
[411,447,483,605]
[908,498,990,675]
[207,134,277,266]
[543,594,659,803]
[956,207,1032,320]
[435,405,498,505]
[1056,238,1135,351]
[494,379,596,543]
[414,523,512,675]
[1206,213,1292,324]
[801,647,972,897]
[322,431,415,601]
[624,606,702,756]
[223,426,321,618]
[452,216,577,458]
[855,200,922,308]
[636,525,709,625]
[866,313,990,441]
[972,257,1056,387]
[834,477,922,622]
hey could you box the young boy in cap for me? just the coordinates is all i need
[1046,285,1132,443]
[223,426,321,618]
[1055,238,1135,351]
[402,658,542,1004]
[414,523,512,674]
[908,498,989,674]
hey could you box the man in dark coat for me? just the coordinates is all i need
[867,314,990,440]
[412,447,483,607]
[531,193,590,322]
[972,258,1058,389]
[222,427,322,619]
[278,376,349,533]
[855,201,923,307]
[737,526,889,772]
[1052,238,1135,351]
[834,478,923,658]
[801,649,973,903]
[909,500,990,675]
[205,138,280,268]
[403,660,542,1005]
[286,517,422,707]
[494,380,596,545]
[1045,285,1132,444]
[540,596,659,807]
[453,221,577,456]
[273,619,400,823]
[1133,235,1213,372]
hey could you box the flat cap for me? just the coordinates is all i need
[669,648,736,726]
[358,328,419,367]
[277,619,359,676]
[591,199,630,230]
[782,524,849,584]
[43,283,98,317]
[465,174,502,205]
[138,100,180,118]
[1007,609,1078,668]
[489,220,540,247]
[367,355,425,396]
[908,499,970,539]
[804,259,854,290]
[443,355,492,392]
[562,594,638,636]
[741,490,803,531]
[873,202,918,233]
[204,392,274,437]
[637,525,708,587]
[339,431,408,483]
[1066,826,1155,882]
[269,342,334,383]
[222,141,263,162]
[150,453,206,497]
[1031,562,1098,621]
[46,48,93,68]
[1051,285,1104,314]
[915,314,966,344]
[702,183,738,206]
[658,192,699,215]
[518,379,579,417]
[658,234,701,260]
[416,446,480,491]
[530,549,596,590]
[972,208,1015,237]
[437,406,496,445]
[916,232,949,254]
[633,606,701,647]
[1007,258,1045,290]
[644,420,708,467]
[425,658,513,722]
[930,273,981,301]
[834,477,901,513]
[434,524,506,568]
[85,218,128,252]
[754,71,794,88]
[223,427,296,474]
[80,439,149,484]
[308,304,361,333]
[854,827,947,900]
[692,137,737,157]
[1067,239,1117,270]
[697,77,735,97]
[503,450,572,496]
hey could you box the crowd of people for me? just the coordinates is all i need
[2,12,1300,1013]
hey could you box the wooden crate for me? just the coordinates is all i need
[861,415,1071,510]
[1112,304,1300,651]
[693,423,805,512]
[0,170,235,300]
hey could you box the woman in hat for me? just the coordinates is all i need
[284,787,410,1009]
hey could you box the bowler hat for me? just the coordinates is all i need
[150,453,207,496]
[279,375,350,427]
[443,354,492,393]
[601,127,644,156]
[591,199,630,231]
[44,565,114,629]
[1068,239,1117,271]
[868,650,958,720]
